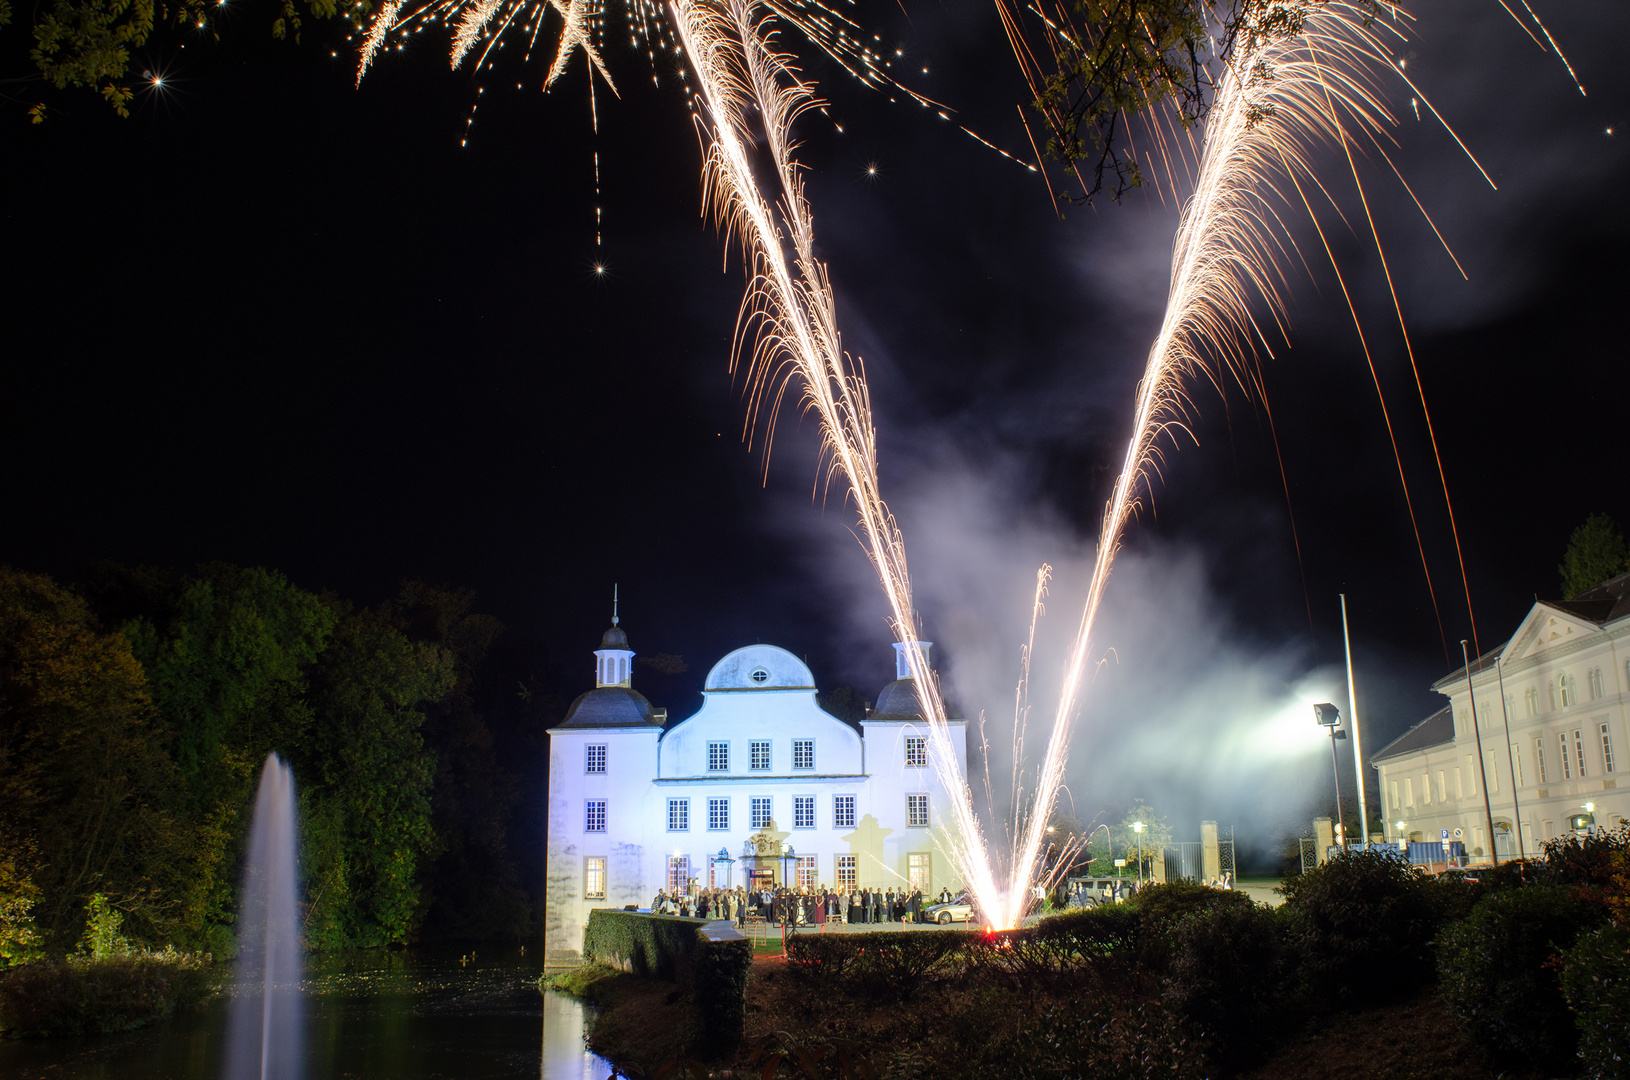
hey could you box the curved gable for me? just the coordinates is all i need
[704,644,815,691]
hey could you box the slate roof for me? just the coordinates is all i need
[557,686,661,729]
[1370,705,1455,763]
[869,678,926,720]
[1555,570,1630,624]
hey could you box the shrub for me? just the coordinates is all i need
[995,998,1205,1080]
[1438,886,1603,1073]
[1278,847,1437,1007]
[1129,882,1253,927]
[0,950,214,1037]
[1536,823,1630,891]
[982,906,1150,990]
[1561,923,1630,1080]
[1163,902,1285,1075]
[785,930,977,1000]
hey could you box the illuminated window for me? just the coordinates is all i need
[1560,732,1573,780]
[907,793,929,828]
[750,797,772,830]
[834,794,856,829]
[708,797,729,831]
[750,741,771,771]
[585,857,606,900]
[905,737,927,768]
[585,744,606,773]
[750,667,770,683]
[792,739,814,770]
[586,800,606,832]
[907,853,931,891]
[668,798,690,831]
[796,855,817,889]
[707,742,730,772]
[1535,739,1547,784]
[793,796,815,829]
[666,855,690,894]
[1575,729,1587,777]
[1602,723,1615,774]
[835,854,857,888]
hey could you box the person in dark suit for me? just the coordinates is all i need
[908,888,922,923]
[884,888,896,922]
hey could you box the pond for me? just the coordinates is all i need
[0,950,617,1080]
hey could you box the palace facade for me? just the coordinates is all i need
[543,621,968,962]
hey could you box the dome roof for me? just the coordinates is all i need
[600,625,629,649]
[704,644,815,691]
[558,686,658,729]
[870,678,927,720]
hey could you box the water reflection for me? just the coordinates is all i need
[0,951,617,1080]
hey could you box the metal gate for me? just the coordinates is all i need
[1300,836,1319,874]
[1218,825,1236,881]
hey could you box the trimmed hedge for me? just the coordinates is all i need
[584,909,706,981]
[582,910,752,1058]
[1561,923,1630,1080]
[785,930,976,1001]
[0,951,215,1037]
[1438,885,1603,1073]
[993,997,1205,1080]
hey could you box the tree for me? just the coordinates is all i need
[1559,513,1628,599]
[2,0,369,121]
[389,582,532,943]
[296,600,453,948]
[817,685,869,725]
[0,568,205,950]
[1023,0,1333,203]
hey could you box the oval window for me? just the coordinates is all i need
[749,667,770,684]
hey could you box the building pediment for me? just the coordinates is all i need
[1505,604,1603,663]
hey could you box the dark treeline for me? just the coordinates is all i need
[0,563,562,957]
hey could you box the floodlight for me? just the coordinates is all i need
[1313,702,1341,726]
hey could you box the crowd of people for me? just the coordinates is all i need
[649,883,958,928]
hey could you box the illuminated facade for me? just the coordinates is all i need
[543,624,968,962]
[1372,573,1630,858]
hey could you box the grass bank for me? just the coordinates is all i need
[0,951,218,1038]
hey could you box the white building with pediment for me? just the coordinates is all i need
[1372,572,1630,859]
[542,619,969,962]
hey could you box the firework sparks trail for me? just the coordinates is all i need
[1004,2,1488,914]
[669,0,1023,926]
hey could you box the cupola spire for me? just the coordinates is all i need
[595,585,634,688]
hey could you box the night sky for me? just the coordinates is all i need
[3,0,1625,852]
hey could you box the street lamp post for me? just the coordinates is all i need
[778,843,797,888]
[1132,821,1145,885]
[1314,703,1348,850]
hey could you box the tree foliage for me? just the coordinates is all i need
[1031,0,1352,203]
[2,0,370,121]
[1,562,533,956]
[1559,513,1628,599]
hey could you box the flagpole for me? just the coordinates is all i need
[1341,595,1369,846]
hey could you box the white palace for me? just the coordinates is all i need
[1372,572,1630,858]
[543,619,969,962]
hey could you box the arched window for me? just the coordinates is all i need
[1525,687,1539,717]
[1587,668,1603,699]
[1560,674,1575,708]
